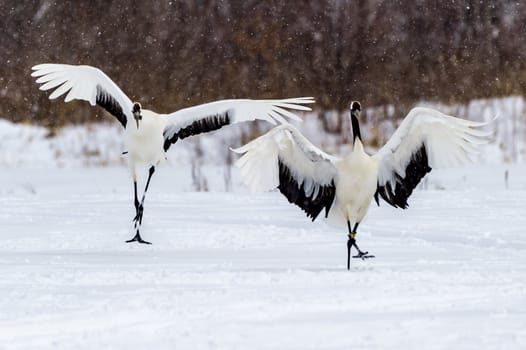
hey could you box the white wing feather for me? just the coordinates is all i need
[373,107,491,189]
[232,124,339,193]
[31,64,134,125]
[161,98,314,140]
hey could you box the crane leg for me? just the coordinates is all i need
[126,166,155,245]
[132,166,155,227]
[346,221,374,269]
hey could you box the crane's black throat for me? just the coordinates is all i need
[351,113,362,144]
[349,101,362,144]
[132,102,142,129]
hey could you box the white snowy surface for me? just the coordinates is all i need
[0,164,525,349]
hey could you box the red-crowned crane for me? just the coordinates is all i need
[32,63,314,244]
[233,101,490,269]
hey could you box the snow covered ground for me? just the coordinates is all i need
[0,164,525,349]
[0,95,525,348]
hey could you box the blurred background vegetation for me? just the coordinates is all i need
[2,0,526,129]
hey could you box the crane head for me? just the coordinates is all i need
[350,101,361,113]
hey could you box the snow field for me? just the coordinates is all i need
[0,165,525,349]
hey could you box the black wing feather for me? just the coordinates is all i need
[374,144,431,209]
[96,84,127,128]
[163,111,231,151]
[277,158,336,221]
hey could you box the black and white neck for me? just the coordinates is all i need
[132,102,142,129]
[350,101,362,145]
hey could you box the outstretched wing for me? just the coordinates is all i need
[161,97,314,151]
[233,124,338,221]
[373,107,491,208]
[31,64,133,128]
